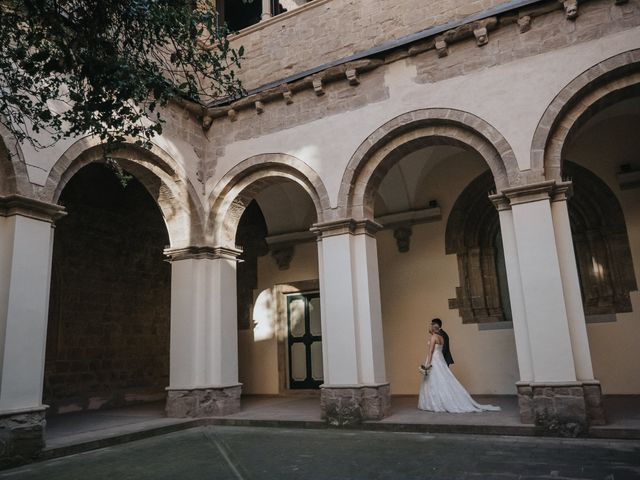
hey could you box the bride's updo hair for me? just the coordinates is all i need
[431,323,441,334]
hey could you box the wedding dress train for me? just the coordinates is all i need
[418,345,500,413]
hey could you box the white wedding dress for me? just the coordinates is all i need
[418,344,500,413]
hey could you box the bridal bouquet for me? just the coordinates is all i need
[418,364,432,376]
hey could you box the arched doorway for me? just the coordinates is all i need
[531,50,640,397]
[374,145,519,397]
[44,163,171,413]
[336,109,521,417]
[208,155,328,400]
[560,96,640,396]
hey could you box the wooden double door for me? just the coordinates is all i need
[286,292,324,389]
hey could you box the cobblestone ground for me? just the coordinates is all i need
[2,427,639,479]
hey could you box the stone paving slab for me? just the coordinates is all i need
[4,426,640,479]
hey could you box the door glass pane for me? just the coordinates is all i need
[291,343,307,381]
[289,298,305,338]
[309,297,321,336]
[310,341,324,381]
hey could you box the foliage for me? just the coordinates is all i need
[0,0,245,153]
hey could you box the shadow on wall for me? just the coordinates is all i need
[44,164,171,414]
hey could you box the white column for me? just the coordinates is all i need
[551,187,594,381]
[351,232,386,384]
[261,0,272,20]
[504,183,577,383]
[314,220,387,386]
[0,198,64,413]
[492,197,534,382]
[166,247,239,390]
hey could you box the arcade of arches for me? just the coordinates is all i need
[0,8,639,465]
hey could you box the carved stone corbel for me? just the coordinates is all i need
[435,38,448,58]
[517,15,532,33]
[271,246,295,270]
[255,101,265,114]
[227,109,238,122]
[283,89,293,104]
[202,115,213,131]
[560,0,578,20]
[473,27,489,46]
[312,78,325,96]
[346,69,360,86]
[393,226,412,253]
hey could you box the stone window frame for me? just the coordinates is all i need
[445,171,511,324]
[565,161,637,316]
[447,164,637,324]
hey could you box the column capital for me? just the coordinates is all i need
[0,195,66,223]
[310,218,382,239]
[164,245,242,261]
[489,180,573,210]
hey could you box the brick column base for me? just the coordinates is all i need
[165,385,241,418]
[517,381,606,436]
[0,407,46,468]
[320,383,390,426]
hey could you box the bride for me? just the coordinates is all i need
[418,323,500,413]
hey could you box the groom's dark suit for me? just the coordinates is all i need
[439,329,454,366]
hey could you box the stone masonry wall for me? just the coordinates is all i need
[410,0,640,84]
[44,164,171,414]
[231,0,506,89]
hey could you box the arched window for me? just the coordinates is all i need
[446,171,510,324]
[565,161,637,316]
[446,165,637,325]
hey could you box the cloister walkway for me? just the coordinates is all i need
[43,395,640,460]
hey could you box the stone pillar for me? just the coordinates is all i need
[312,219,390,425]
[0,196,65,467]
[261,0,272,20]
[551,185,604,426]
[491,182,604,434]
[550,186,595,382]
[492,198,534,383]
[164,247,242,418]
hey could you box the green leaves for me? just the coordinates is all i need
[0,0,245,152]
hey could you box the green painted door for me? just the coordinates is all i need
[287,292,323,389]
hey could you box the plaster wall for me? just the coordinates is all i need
[17,102,205,196]
[239,241,319,394]
[209,26,640,208]
[378,156,520,395]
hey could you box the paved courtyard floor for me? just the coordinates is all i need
[43,395,640,454]
[5,426,640,479]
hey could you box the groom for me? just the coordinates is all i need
[431,318,454,366]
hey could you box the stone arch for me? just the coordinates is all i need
[338,109,519,220]
[0,124,33,197]
[208,153,330,248]
[532,49,640,182]
[42,136,204,247]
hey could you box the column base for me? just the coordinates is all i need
[320,383,390,426]
[517,381,606,436]
[165,385,241,418]
[0,407,47,468]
